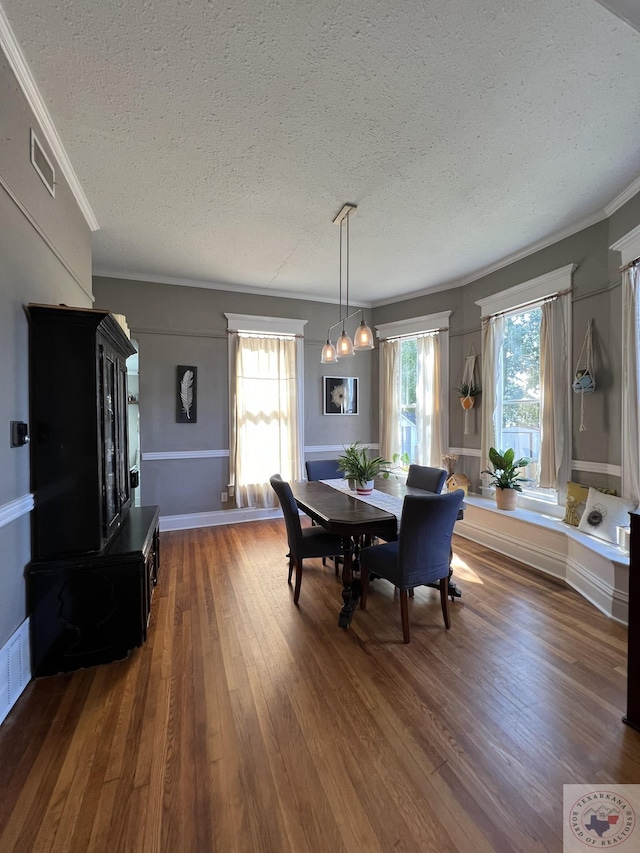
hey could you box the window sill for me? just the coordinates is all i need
[457,493,629,624]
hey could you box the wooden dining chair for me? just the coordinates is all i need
[269,474,349,604]
[359,490,464,643]
[406,464,447,494]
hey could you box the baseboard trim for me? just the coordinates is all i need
[0,619,31,726]
[160,506,282,531]
[455,499,629,624]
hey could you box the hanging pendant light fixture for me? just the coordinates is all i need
[320,203,374,363]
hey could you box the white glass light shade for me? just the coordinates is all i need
[353,319,374,350]
[336,329,355,358]
[321,340,338,364]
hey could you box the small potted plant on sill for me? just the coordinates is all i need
[337,442,393,495]
[481,447,531,511]
[453,381,481,411]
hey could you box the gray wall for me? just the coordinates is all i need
[94,190,640,518]
[92,277,375,516]
[373,215,635,492]
[0,54,92,646]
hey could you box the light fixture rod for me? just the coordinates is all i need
[326,309,365,336]
[332,203,357,225]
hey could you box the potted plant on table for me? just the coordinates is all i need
[337,442,392,495]
[481,447,531,511]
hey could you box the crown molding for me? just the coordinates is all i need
[605,174,640,217]
[373,213,603,308]
[0,6,99,231]
[93,269,372,309]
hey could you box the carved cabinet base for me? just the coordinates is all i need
[28,506,160,677]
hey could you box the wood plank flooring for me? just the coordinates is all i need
[0,520,638,852]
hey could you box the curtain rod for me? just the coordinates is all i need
[481,287,571,322]
[227,329,303,339]
[620,256,640,272]
[379,328,445,342]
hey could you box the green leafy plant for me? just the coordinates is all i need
[337,442,393,485]
[453,381,480,397]
[481,447,531,491]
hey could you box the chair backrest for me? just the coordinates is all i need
[270,474,303,559]
[305,459,343,481]
[406,464,447,494]
[398,490,464,587]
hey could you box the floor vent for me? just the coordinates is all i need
[0,619,31,726]
[30,129,55,197]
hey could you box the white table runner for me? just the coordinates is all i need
[320,478,404,524]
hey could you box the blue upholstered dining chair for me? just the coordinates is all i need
[269,474,349,604]
[406,464,447,494]
[359,490,464,643]
[305,458,345,570]
[305,459,343,481]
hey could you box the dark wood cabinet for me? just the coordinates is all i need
[28,506,160,677]
[27,303,136,560]
[26,304,161,675]
[625,511,640,730]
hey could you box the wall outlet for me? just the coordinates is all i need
[221,491,228,503]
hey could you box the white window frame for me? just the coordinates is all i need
[225,313,307,496]
[477,265,575,513]
[376,311,451,467]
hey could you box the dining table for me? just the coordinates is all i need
[290,476,463,630]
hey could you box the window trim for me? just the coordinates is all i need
[224,313,307,336]
[475,264,576,318]
[478,264,575,507]
[375,311,451,340]
[226,313,307,497]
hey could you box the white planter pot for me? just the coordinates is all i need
[356,480,374,495]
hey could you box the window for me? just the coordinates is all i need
[376,312,450,467]
[497,306,554,501]
[612,225,640,503]
[226,313,306,508]
[478,265,575,508]
[399,337,417,459]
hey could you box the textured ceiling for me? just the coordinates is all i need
[4,0,640,305]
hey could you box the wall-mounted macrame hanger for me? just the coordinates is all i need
[572,318,595,432]
[461,346,478,435]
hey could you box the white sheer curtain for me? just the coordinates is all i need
[480,314,504,474]
[230,333,301,508]
[416,333,446,466]
[539,294,570,491]
[379,339,400,462]
[622,265,640,502]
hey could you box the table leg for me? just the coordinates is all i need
[338,536,361,629]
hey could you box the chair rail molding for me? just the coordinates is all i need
[142,450,229,460]
[0,494,34,529]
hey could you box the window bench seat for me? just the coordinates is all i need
[455,494,629,625]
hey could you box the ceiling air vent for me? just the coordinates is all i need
[30,129,55,197]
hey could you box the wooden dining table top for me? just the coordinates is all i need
[289,477,431,538]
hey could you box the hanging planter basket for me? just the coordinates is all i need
[573,319,596,431]
[572,369,596,395]
[459,394,475,411]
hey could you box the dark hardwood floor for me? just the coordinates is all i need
[0,520,638,852]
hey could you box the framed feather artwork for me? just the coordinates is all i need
[176,365,197,423]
